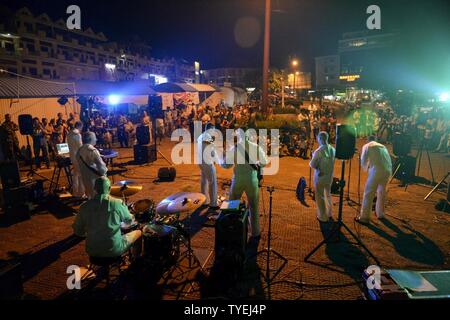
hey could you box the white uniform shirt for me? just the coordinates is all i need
[197,132,219,166]
[361,141,392,174]
[67,129,82,161]
[310,144,336,182]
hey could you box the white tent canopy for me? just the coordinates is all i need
[220,86,248,107]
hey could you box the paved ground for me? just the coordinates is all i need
[1,127,449,300]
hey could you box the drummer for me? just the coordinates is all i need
[73,177,142,259]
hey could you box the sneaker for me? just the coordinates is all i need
[354,216,370,225]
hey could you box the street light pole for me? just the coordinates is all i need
[281,72,285,109]
[262,0,271,114]
[293,72,297,98]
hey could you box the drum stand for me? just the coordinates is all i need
[304,160,381,266]
[256,186,288,300]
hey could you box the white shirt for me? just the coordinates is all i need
[77,144,108,177]
[310,144,336,182]
[67,129,82,160]
[361,141,392,174]
[197,132,218,166]
[156,118,164,128]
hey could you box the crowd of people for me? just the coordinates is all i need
[349,105,450,153]
[279,104,337,159]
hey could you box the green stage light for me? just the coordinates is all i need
[439,92,449,102]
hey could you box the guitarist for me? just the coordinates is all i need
[76,131,108,199]
[221,131,269,239]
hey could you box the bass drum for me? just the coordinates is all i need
[142,223,179,265]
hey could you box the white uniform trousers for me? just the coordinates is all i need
[199,164,218,207]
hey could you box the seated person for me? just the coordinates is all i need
[73,177,142,259]
[298,138,308,159]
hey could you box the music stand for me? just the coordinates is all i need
[304,160,381,266]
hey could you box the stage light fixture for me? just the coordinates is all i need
[108,94,121,105]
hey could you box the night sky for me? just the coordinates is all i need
[1,0,450,89]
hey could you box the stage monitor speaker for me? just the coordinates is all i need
[0,262,23,300]
[133,144,157,164]
[215,209,249,261]
[18,114,33,136]
[393,132,412,157]
[0,161,21,189]
[158,167,176,182]
[393,155,416,182]
[335,124,356,160]
[136,125,151,145]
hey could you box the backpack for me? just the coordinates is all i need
[296,177,307,202]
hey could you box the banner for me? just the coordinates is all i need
[160,93,174,110]
[173,92,199,106]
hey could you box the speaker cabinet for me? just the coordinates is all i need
[393,132,412,157]
[392,155,416,182]
[0,262,23,300]
[18,114,33,136]
[0,161,21,189]
[136,125,151,145]
[335,124,356,160]
[215,209,249,261]
[133,144,156,164]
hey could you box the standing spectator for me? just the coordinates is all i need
[31,117,50,169]
[0,114,20,161]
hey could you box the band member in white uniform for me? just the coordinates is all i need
[221,132,269,238]
[310,131,336,222]
[76,131,108,199]
[197,123,219,210]
[67,121,85,198]
[356,135,392,224]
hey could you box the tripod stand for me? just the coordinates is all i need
[25,135,50,183]
[304,160,381,266]
[346,151,361,207]
[257,186,288,299]
[416,139,435,186]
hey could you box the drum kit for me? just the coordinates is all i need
[113,180,207,267]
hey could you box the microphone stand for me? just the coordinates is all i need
[304,160,380,266]
[256,186,288,299]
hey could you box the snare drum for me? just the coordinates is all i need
[131,199,156,223]
[120,220,139,234]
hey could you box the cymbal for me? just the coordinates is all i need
[156,192,206,216]
[113,180,139,187]
[110,180,143,197]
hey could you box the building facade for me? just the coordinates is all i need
[287,72,312,90]
[0,7,195,83]
[315,55,340,89]
[203,67,260,88]
[338,30,398,89]
[315,30,398,90]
